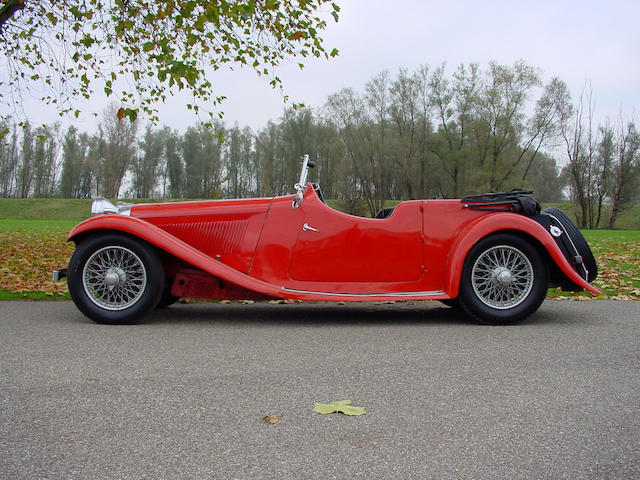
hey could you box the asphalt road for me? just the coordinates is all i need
[0,300,638,480]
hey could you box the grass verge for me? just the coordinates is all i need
[545,230,640,300]
[0,223,74,298]
[0,221,637,301]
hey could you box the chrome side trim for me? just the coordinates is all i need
[281,287,444,298]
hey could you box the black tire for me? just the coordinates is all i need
[542,207,597,282]
[156,280,179,309]
[458,233,549,325]
[67,233,165,324]
[440,299,461,309]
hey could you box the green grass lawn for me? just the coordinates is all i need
[0,207,638,301]
[0,198,93,221]
[578,229,640,300]
[541,229,640,300]
[2,197,639,227]
[0,219,81,232]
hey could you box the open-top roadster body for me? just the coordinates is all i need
[55,155,600,325]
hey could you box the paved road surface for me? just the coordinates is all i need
[1,300,638,479]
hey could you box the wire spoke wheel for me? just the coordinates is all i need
[471,245,534,309]
[460,234,548,325]
[68,234,165,324]
[82,246,147,311]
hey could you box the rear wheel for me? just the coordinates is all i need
[67,233,165,324]
[459,234,548,325]
[440,299,460,309]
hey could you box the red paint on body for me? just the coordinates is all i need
[68,184,600,302]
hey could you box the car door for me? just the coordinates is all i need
[288,201,424,283]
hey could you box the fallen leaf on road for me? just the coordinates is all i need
[262,415,279,424]
[313,400,365,416]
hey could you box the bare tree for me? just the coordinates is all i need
[254,120,284,197]
[132,126,164,198]
[388,67,428,199]
[594,124,614,228]
[609,118,640,228]
[472,60,542,191]
[326,83,390,216]
[182,122,225,198]
[224,125,254,198]
[428,63,480,196]
[0,119,19,197]
[559,85,599,228]
[16,122,33,198]
[58,126,94,198]
[94,103,138,198]
[31,123,60,198]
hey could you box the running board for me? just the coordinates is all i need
[282,287,444,298]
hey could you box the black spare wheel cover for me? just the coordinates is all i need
[541,207,597,283]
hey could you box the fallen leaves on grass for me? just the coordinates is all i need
[0,230,74,296]
[547,235,640,301]
[1,226,638,301]
[313,400,366,416]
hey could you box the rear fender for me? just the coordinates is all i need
[68,215,285,298]
[444,213,601,297]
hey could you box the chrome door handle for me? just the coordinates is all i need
[302,223,319,232]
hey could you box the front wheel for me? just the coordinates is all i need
[67,233,165,324]
[459,234,549,325]
[156,279,179,309]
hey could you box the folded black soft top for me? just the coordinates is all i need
[461,189,541,217]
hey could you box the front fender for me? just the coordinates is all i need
[443,213,601,297]
[68,215,285,298]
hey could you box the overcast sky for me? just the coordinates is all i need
[18,0,640,132]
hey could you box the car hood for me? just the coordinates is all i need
[128,197,275,222]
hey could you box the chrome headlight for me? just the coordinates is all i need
[91,197,118,215]
[91,198,132,216]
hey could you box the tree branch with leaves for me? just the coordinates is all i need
[0,0,340,123]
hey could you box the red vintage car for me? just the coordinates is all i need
[54,155,600,325]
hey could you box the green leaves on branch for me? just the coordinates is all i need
[1,0,341,123]
[116,107,137,122]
